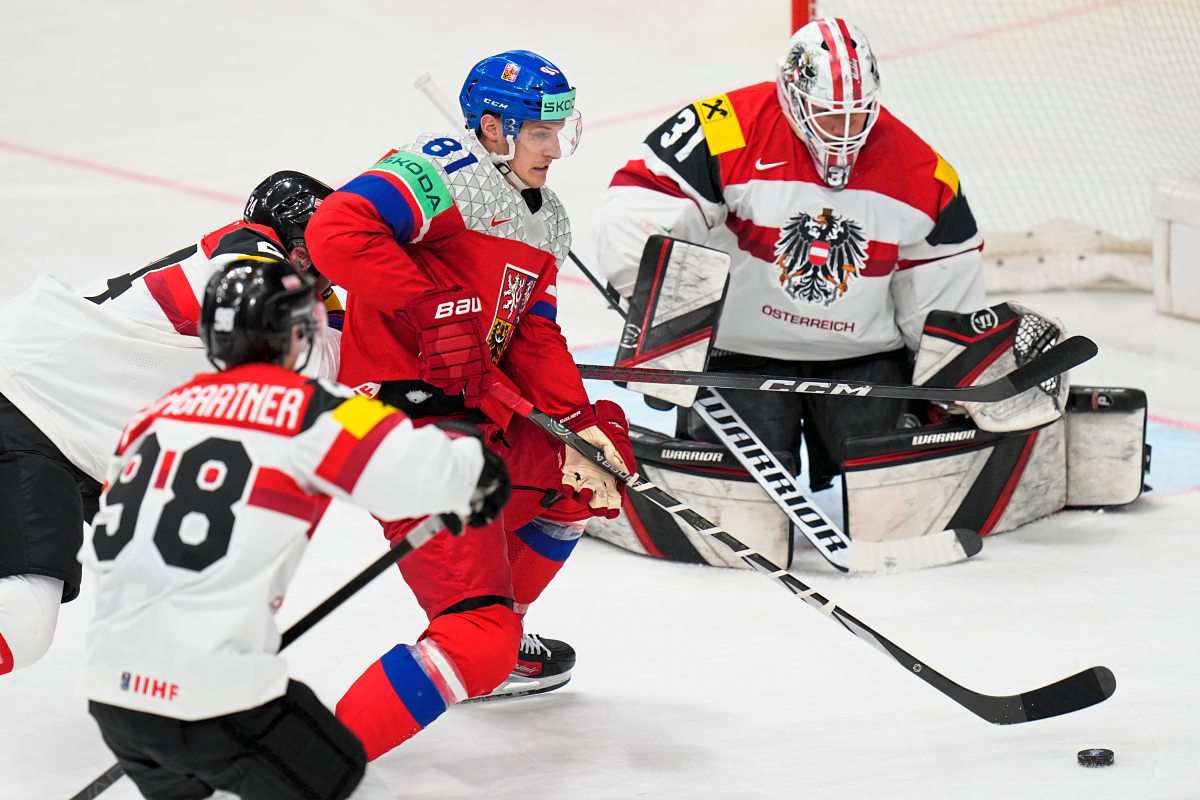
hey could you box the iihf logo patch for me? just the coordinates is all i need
[774,207,867,307]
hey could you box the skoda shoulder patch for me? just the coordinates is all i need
[933,151,960,196]
[692,93,745,156]
[371,150,454,221]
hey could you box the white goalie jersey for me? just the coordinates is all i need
[0,222,341,481]
[81,366,483,720]
[594,83,987,361]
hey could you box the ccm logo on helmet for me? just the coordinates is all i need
[758,379,872,396]
[434,297,482,319]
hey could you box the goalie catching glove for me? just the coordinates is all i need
[556,400,636,519]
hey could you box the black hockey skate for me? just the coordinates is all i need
[463,633,575,703]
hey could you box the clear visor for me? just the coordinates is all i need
[516,109,583,158]
[282,293,323,372]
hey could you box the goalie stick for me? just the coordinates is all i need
[490,381,1116,725]
[68,515,453,800]
[578,335,1098,403]
[692,387,982,574]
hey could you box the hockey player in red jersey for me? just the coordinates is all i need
[305,51,635,761]
[595,18,987,491]
[82,256,511,800]
[0,171,336,678]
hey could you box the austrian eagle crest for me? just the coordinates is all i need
[774,207,867,307]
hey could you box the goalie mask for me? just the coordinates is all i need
[200,256,320,372]
[776,18,881,189]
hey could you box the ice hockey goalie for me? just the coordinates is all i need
[591,301,1149,567]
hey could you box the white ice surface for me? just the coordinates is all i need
[2,3,1200,799]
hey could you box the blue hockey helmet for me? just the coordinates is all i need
[459,50,581,156]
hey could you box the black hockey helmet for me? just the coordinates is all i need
[243,170,333,250]
[199,255,317,371]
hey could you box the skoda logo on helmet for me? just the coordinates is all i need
[541,96,574,115]
[969,308,1000,334]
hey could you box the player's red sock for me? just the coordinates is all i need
[336,604,521,761]
[0,631,13,675]
[507,519,584,614]
[336,639,465,761]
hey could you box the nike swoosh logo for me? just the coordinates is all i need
[754,158,787,171]
[490,215,513,227]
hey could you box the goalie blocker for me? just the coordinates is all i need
[590,302,1146,568]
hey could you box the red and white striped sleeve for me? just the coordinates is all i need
[288,381,483,522]
[890,153,987,350]
[594,102,731,298]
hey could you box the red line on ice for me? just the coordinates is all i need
[0,139,241,204]
[0,0,1141,204]
[1149,413,1200,433]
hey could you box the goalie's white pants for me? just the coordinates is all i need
[0,573,63,674]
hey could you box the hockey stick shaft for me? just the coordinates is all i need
[692,388,982,574]
[558,246,1096,404]
[692,387,851,571]
[491,382,1114,725]
[566,250,627,315]
[580,335,1097,403]
[69,515,452,800]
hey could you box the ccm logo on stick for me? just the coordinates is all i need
[758,379,872,396]
[434,297,482,319]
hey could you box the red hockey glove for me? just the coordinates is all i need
[405,289,491,406]
[558,400,637,519]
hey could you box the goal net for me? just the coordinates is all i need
[799,0,1200,292]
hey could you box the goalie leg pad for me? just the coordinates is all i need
[1066,387,1149,506]
[587,426,793,569]
[842,418,1066,540]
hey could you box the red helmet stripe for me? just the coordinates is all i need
[815,18,844,103]
[834,18,863,102]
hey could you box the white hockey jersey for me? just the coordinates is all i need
[0,222,341,482]
[80,364,483,720]
[594,82,986,362]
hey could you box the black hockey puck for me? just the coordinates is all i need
[1077,748,1115,767]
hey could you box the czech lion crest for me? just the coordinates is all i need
[773,207,867,307]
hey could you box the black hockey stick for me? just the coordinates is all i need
[693,387,983,574]
[68,515,453,800]
[490,382,1115,724]
[578,335,1098,403]
[567,250,627,315]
